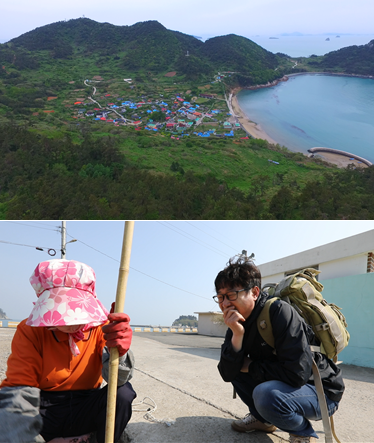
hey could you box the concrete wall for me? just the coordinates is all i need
[261,253,368,287]
[195,312,227,337]
[319,254,367,280]
[320,273,374,368]
[259,229,374,282]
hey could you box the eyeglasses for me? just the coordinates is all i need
[213,287,252,304]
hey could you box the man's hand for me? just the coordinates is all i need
[222,305,246,352]
[102,303,132,357]
[222,305,245,336]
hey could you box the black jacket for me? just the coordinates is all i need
[218,292,345,402]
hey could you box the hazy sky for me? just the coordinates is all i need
[1,220,372,325]
[1,0,373,43]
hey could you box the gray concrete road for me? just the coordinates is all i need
[1,329,373,442]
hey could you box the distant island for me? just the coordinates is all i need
[172,315,198,327]
[269,37,279,39]
[0,308,8,319]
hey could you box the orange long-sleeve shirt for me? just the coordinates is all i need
[0,319,107,391]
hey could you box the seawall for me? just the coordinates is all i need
[308,147,373,166]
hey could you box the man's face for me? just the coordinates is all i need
[217,286,260,320]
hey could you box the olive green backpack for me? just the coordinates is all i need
[258,268,350,361]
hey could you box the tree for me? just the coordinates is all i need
[172,315,198,327]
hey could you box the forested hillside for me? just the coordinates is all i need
[306,40,374,76]
[1,123,374,220]
[4,18,281,83]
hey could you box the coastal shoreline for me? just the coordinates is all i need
[231,94,278,144]
[230,72,373,168]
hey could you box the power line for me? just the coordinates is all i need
[66,232,212,301]
[185,221,239,253]
[5,221,59,232]
[158,221,229,258]
[0,240,57,255]
[205,222,247,252]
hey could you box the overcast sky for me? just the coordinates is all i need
[0,220,372,326]
[1,0,373,43]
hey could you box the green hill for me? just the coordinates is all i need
[4,18,279,82]
[304,40,374,76]
[321,40,374,75]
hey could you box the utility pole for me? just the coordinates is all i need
[61,221,67,259]
[60,221,77,259]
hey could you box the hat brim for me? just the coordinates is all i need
[26,287,108,327]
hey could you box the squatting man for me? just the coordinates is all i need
[214,255,345,443]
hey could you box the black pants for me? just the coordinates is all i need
[40,383,136,443]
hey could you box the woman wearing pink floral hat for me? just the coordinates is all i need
[0,259,136,443]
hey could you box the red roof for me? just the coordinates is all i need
[100,117,106,121]
[105,94,111,96]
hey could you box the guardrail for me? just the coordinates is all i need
[133,326,198,333]
[0,321,198,333]
[0,320,20,328]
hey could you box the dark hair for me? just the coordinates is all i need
[214,255,261,292]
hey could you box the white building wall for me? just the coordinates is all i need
[195,312,227,337]
[261,253,368,286]
[318,254,367,280]
[259,230,374,286]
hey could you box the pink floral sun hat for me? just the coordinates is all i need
[26,259,109,330]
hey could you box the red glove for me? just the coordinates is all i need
[102,303,132,356]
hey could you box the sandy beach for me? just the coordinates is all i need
[231,94,277,144]
[230,92,369,169]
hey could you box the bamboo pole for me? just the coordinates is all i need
[105,221,135,443]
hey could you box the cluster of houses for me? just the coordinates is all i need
[72,92,244,139]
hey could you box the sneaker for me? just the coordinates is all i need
[231,413,277,433]
[289,435,317,443]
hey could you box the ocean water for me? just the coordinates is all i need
[248,34,374,57]
[237,74,374,162]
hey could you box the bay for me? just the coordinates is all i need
[237,74,374,163]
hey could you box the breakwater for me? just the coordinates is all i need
[308,147,373,166]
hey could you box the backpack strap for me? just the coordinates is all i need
[257,297,279,348]
[312,359,335,443]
